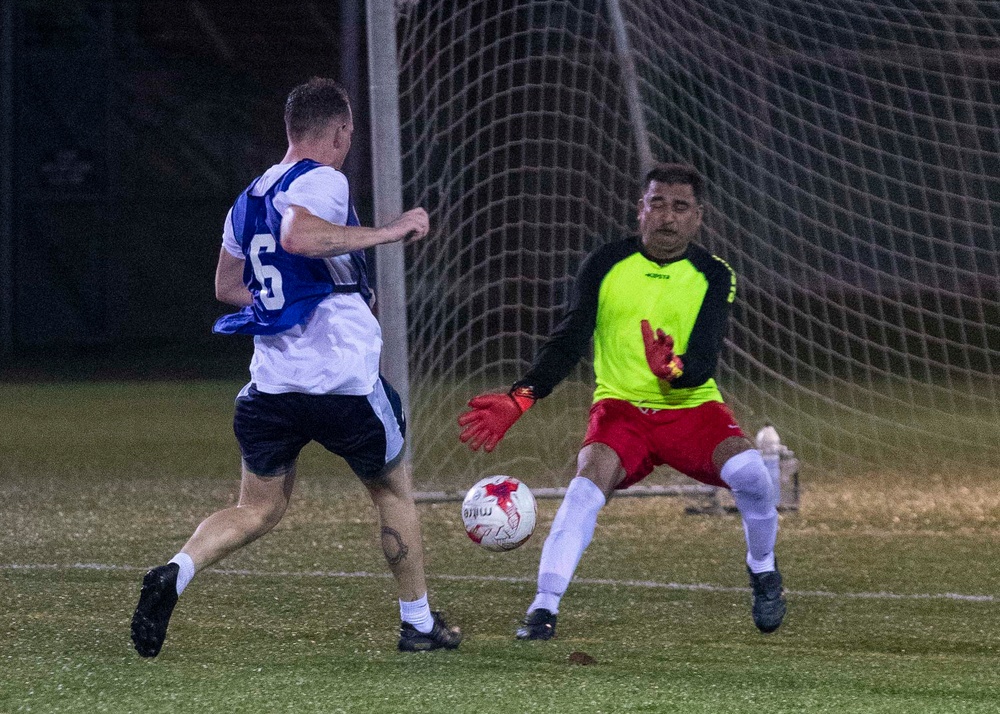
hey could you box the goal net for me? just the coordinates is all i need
[393,0,1000,489]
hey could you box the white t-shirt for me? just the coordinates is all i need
[222,163,382,396]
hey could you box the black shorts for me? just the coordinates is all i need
[233,376,405,480]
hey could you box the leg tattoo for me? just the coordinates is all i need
[380,527,409,566]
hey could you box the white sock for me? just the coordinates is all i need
[720,450,779,572]
[529,476,606,615]
[169,552,196,596]
[747,551,776,574]
[400,593,433,634]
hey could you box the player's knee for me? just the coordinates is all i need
[575,443,626,496]
[361,452,409,495]
[242,501,286,536]
[720,449,775,506]
[564,476,606,513]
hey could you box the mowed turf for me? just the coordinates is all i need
[3,381,1000,713]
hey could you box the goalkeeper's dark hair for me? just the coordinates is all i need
[285,77,351,143]
[644,163,705,203]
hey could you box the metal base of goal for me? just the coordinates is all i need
[413,483,718,503]
[415,459,800,514]
[684,464,801,515]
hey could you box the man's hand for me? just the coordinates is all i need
[458,389,535,452]
[389,208,430,244]
[641,319,684,381]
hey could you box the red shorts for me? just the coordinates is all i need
[582,399,746,489]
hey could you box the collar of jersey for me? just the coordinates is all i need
[637,241,691,267]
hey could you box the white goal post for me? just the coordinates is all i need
[371,0,1000,491]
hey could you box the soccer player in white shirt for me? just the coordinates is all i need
[131,78,461,657]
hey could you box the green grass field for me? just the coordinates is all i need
[3,381,1000,712]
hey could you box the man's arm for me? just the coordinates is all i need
[459,242,621,452]
[513,244,613,398]
[214,248,252,307]
[668,255,735,389]
[280,205,428,258]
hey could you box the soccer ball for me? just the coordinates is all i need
[461,475,537,551]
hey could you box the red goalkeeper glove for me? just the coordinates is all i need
[458,387,535,452]
[641,319,684,381]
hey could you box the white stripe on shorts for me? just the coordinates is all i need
[367,378,404,464]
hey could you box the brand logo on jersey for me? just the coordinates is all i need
[645,272,671,280]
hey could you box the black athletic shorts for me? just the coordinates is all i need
[233,376,405,480]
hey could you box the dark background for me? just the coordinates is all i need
[0,0,372,379]
[1,0,997,387]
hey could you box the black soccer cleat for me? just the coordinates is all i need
[748,564,786,634]
[515,608,557,640]
[131,563,180,658]
[398,611,462,652]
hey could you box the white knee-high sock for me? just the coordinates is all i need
[720,450,779,573]
[529,476,606,614]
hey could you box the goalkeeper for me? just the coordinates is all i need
[459,163,785,639]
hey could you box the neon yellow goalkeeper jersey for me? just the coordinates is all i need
[515,238,737,410]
